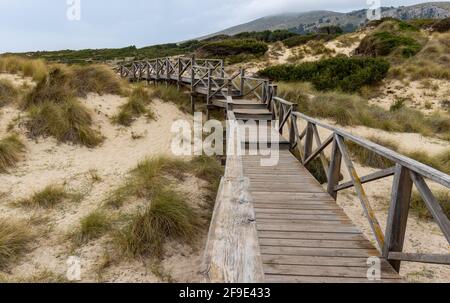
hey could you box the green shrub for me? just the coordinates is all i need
[259,57,390,92]
[234,30,297,43]
[0,79,18,106]
[0,134,26,173]
[356,31,422,58]
[432,17,450,33]
[282,33,335,48]
[196,39,268,59]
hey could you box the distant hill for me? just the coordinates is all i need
[204,2,450,37]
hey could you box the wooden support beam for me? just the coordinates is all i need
[335,167,396,192]
[383,164,413,272]
[303,134,334,167]
[336,135,385,251]
[409,172,450,243]
[327,135,342,201]
[302,123,314,164]
[388,252,450,265]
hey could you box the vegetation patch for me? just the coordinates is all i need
[114,188,200,259]
[0,134,26,173]
[0,56,48,81]
[114,86,155,126]
[431,17,450,33]
[70,64,125,97]
[0,219,33,269]
[346,137,397,169]
[260,57,390,92]
[283,33,337,48]
[18,185,70,209]
[0,79,19,106]
[277,82,450,141]
[196,39,268,63]
[410,190,450,221]
[72,211,112,245]
[150,85,191,113]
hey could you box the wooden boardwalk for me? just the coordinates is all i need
[118,57,450,283]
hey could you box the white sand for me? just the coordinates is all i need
[0,88,211,282]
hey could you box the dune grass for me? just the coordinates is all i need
[0,219,32,269]
[114,86,155,126]
[0,79,19,107]
[150,85,191,113]
[72,211,112,245]
[278,82,450,141]
[0,134,26,173]
[114,188,200,259]
[346,137,398,169]
[70,64,125,97]
[410,190,450,221]
[0,56,48,82]
[27,99,103,147]
[18,185,70,209]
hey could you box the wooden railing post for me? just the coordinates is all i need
[327,135,342,200]
[207,68,212,105]
[240,69,245,96]
[220,59,225,78]
[383,164,413,272]
[303,122,314,162]
[155,60,160,81]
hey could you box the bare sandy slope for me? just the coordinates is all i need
[0,86,210,282]
[295,118,450,282]
[369,79,450,114]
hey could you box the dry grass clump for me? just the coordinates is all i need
[0,79,19,106]
[105,156,189,208]
[71,211,112,245]
[113,86,155,126]
[0,134,26,173]
[278,82,450,140]
[18,185,70,209]
[71,64,125,97]
[27,99,103,147]
[114,188,200,259]
[0,219,33,269]
[151,85,191,113]
[410,190,450,221]
[346,137,398,169]
[405,149,450,175]
[0,56,48,82]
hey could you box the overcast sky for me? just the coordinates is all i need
[0,0,442,53]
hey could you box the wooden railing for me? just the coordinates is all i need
[117,56,272,108]
[269,94,450,271]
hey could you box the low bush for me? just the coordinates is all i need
[196,39,268,59]
[0,79,19,106]
[355,31,422,58]
[431,17,450,33]
[282,33,335,48]
[0,134,26,173]
[259,57,390,92]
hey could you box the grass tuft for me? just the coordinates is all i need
[72,211,111,245]
[0,134,26,173]
[346,137,397,169]
[0,219,32,269]
[19,185,69,209]
[0,56,48,82]
[150,85,191,113]
[410,190,450,221]
[0,79,19,107]
[115,188,200,258]
[113,86,155,126]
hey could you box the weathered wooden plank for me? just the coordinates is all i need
[260,238,374,249]
[257,223,360,234]
[263,264,400,279]
[254,208,347,216]
[265,274,402,283]
[258,231,367,241]
[262,255,394,267]
[257,218,352,226]
[388,252,450,265]
[260,246,379,258]
[254,204,342,211]
[254,213,349,221]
